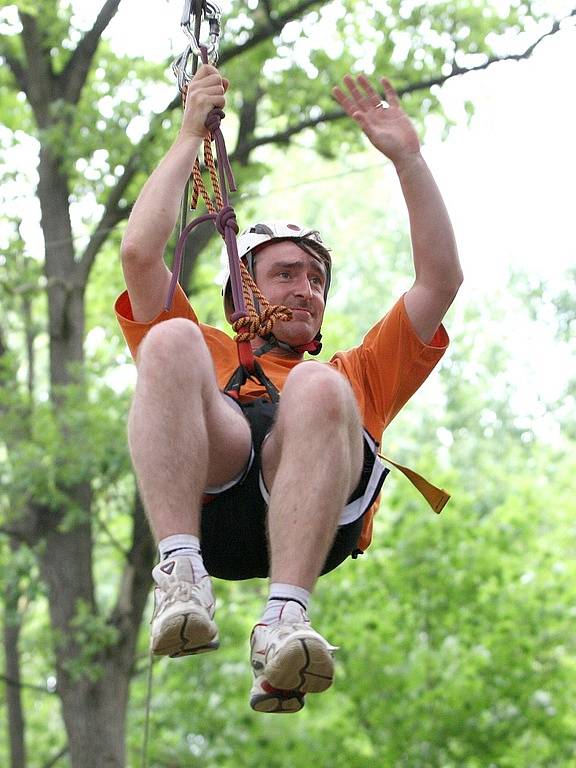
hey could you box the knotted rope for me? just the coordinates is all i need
[164,48,292,370]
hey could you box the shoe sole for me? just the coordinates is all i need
[250,683,305,714]
[264,635,334,694]
[151,612,219,658]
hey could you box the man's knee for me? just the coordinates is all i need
[138,318,208,372]
[283,362,357,422]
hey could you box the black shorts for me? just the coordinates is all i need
[200,397,388,580]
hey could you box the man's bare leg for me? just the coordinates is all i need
[128,318,251,656]
[128,318,251,539]
[249,362,364,712]
[262,361,364,590]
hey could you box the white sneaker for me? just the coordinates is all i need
[150,557,219,658]
[249,601,337,713]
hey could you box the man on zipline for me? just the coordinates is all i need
[115,64,462,713]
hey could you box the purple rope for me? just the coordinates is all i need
[164,45,245,322]
[164,213,215,310]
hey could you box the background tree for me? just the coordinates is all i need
[0,0,573,765]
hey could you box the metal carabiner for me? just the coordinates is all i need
[181,0,221,63]
[173,1,221,94]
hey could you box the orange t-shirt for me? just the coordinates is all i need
[115,285,448,550]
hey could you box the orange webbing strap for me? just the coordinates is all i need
[379,454,451,514]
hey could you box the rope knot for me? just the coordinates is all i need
[205,107,225,136]
[215,205,239,237]
[232,314,259,342]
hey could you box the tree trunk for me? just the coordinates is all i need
[57,667,130,768]
[36,491,153,768]
[4,541,27,768]
[37,146,85,386]
[33,141,155,766]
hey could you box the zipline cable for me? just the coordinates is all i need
[140,652,154,768]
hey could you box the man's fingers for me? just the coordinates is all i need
[202,84,225,95]
[332,86,354,115]
[342,74,366,103]
[357,75,382,106]
[335,74,400,122]
[195,63,219,79]
[381,78,400,107]
[197,73,224,89]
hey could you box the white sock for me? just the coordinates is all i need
[260,583,311,625]
[158,534,208,581]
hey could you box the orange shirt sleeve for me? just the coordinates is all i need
[330,294,449,439]
[114,284,198,361]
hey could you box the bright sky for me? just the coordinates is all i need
[432,25,576,293]
[433,21,575,422]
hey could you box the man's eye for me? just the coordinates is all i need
[278,272,291,279]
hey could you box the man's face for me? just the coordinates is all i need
[253,241,327,347]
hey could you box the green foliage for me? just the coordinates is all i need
[62,598,120,683]
[123,441,576,767]
[0,367,132,523]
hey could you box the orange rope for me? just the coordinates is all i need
[185,108,290,343]
[231,262,293,342]
[191,158,215,213]
[203,137,224,210]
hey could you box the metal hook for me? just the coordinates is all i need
[173,0,222,94]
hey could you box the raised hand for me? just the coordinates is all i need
[180,64,229,140]
[332,75,420,167]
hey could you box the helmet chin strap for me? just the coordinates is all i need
[254,332,323,358]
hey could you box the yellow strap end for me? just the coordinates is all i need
[379,453,451,514]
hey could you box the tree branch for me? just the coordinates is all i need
[0,46,28,93]
[75,94,181,284]
[75,208,129,286]
[42,746,69,768]
[108,491,154,651]
[59,0,123,104]
[18,11,53,121]
[75,7,573,285]
[235,88,264,166]
[0,673,55,695]
[0,518,39,546]
[219,0,330,65]
[71,1,329,279]
[403,8,576,94]
[232,17,572,159]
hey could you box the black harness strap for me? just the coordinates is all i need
[223,360,280,403]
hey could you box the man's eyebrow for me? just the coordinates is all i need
[270,259,326,276]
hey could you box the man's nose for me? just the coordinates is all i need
[293,274,312,298]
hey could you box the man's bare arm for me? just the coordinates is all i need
[121,65,227,323]
[333,75,463,342]
[395,151,462,343]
